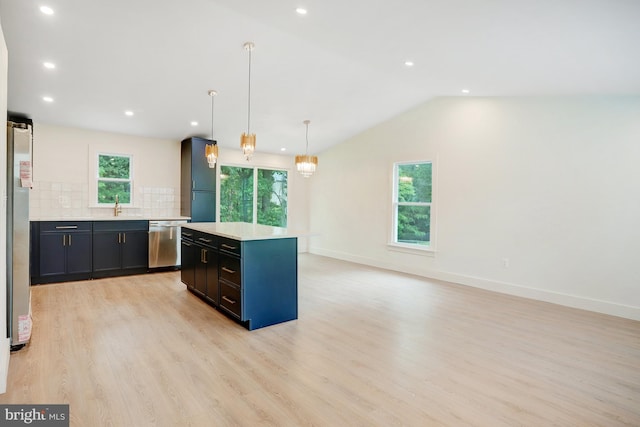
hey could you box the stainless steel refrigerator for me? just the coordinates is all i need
[6,119,33,350]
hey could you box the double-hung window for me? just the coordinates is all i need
[392,161,432,248]
[97,153,132,205]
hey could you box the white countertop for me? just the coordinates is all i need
[30,216,191,222]
[184,222,302,241]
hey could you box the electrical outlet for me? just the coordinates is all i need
[502,258,510,268]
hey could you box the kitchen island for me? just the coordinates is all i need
[181,222,298,330]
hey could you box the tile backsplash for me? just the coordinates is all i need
[29,181,181,219]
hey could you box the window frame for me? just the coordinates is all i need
[218,163,289,227]
[390,160,435,253]
[96,152,133,206]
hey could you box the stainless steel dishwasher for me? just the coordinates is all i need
[148,220,188,269]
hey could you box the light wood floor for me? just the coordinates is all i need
[1,254,639,426]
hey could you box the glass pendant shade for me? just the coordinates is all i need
[205,143,218,168]
[295,154,318,178]
[295,119,318,177]
[240,133,256,159]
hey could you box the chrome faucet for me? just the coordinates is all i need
[114,194,122,216]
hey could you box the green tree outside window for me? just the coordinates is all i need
[98,154,132,204]
[395,162,432,246]
[220,166,288,227]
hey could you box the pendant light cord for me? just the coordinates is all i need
[247,47,252,135]
[305,122,309,155]
[210,93,215,140]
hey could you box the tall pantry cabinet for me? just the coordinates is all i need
[181,137,216,222]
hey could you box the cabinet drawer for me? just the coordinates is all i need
[219,254,241,286]
[192,231,217,248]
[94,220,148,232]
[39,221,92,233]
[181,229,195,242]
[219,282,241,318]
[219,237,241,257]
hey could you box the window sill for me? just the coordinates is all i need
[387,242,436,257]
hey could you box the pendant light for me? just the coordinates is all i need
[240,42,256,160]
[295,120,318,178]
[205,89,219,168]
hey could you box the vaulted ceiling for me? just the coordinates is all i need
[1,0,639,154]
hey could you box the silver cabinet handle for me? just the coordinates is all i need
[222,296,236,305]
[123,233,126,244]
[221,244,237,250]
[198,237,212,243]
[182,242,192,247]
[221,267,235,274]
[63,235,66,246]
[192,179,195,190]
[68,234,72,246]
[55,225,78,229]
[202,249,208,264]
[118,233,121,243]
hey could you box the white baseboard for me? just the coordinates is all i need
[0,337,10,394]
[309,247,640,321]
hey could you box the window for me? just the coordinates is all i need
[97,153,132,204]
[220,166,288,227]
[392,161,432,247]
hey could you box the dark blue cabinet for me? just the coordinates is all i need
[33,221,92,284]
[182,230,219,305]
[93,221,149,278]
[180,230,196,289]
[181,137,216,222]
[182,226,298,330]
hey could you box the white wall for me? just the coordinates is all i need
[29,123,310,249]
[310,96,640,320]
[30,123,182,219]
[0,20,10,394]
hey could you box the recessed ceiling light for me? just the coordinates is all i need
[296,8,308,15]
[43,62,56,69]
[461,89,470,94]
[42,96,54,103]
[190,121,198,126]
[404,61,414,67]
[40,6,54,15]
[124,111,134,116]
[280,147,286,152]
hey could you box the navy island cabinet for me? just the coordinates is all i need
[181,223,298,330]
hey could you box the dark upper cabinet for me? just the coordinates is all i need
[181,137,216,222]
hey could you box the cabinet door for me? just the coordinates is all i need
[194,246,208,296]
[121,230,149,270]
[191,191,216,222]
[93,232,122,272]
[205,249,219,305]
[66,232,93,274]
[190,138,216,192]
[180,240,196,289]
[39,233,66,276]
